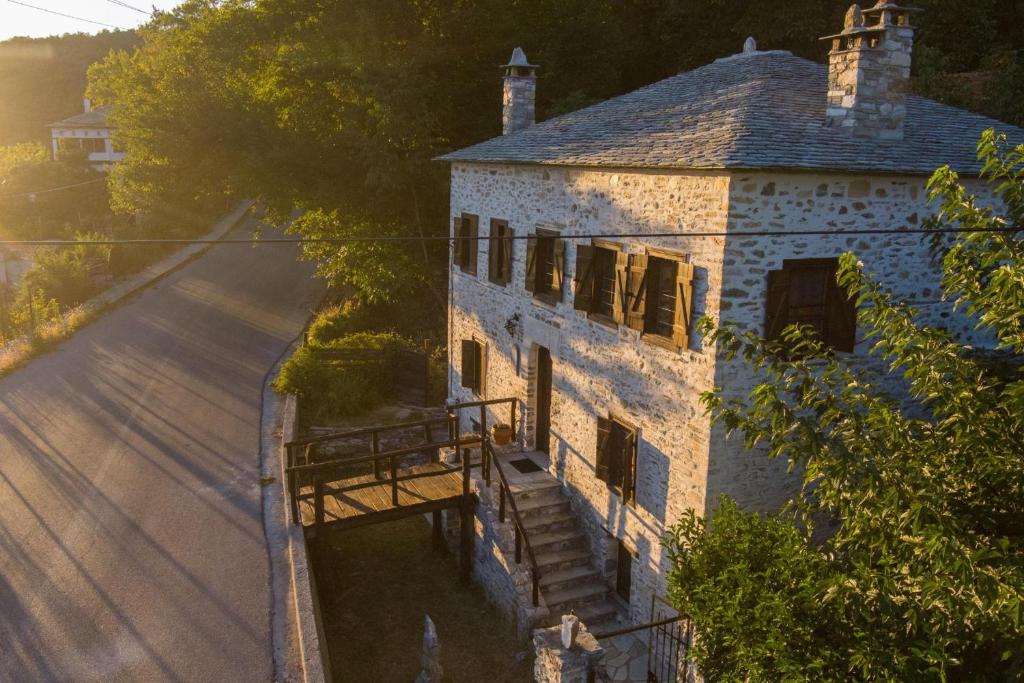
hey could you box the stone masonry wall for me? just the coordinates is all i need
[448,162,999,625]
[706,170,996,512]
[448,162,731,624]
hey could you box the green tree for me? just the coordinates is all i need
[666,131,1024,681]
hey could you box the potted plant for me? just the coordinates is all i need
[491,423,513,446]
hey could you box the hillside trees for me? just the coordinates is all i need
[666,132,1024,681]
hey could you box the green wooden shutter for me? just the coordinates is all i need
[460,340,478,390]
[525,235,538,292]
[595,417,612,483]
[765,268,792,341]
[611,251,629,325]
[673,261,694,350]
[626,253,649,331]
[551,238,565,302]
[573,244,597,312]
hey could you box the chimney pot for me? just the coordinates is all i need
[502,48,537,135]
[83,98,92,113]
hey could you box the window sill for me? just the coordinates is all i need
[641,333,681,353]
[586,312,618,330]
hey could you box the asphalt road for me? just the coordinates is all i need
[0,215,322,682]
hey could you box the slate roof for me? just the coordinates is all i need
[438,51,1024,176]
[47,106,113,129]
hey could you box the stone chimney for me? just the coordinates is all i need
[502,47,537,135]
[822,2,920,140]
[83,98,92,113]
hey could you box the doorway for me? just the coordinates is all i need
[534,345,552,454]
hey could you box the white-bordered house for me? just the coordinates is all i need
[48,99,125,171]
[438,5,1024,634]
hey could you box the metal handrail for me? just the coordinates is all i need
[591,614,689,640]
[284,414,450,449]
[484,438,541,606]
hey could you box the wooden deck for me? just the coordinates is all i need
[296,463,465,531]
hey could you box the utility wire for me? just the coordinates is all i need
[105,0,149,15]
[5,0,129,29]
[0,226,1020,247]
[0,178,106,200]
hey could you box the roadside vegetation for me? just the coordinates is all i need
[666,133,1024,681]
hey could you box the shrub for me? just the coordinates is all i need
[273,331,416,422]
[665,499,847,682]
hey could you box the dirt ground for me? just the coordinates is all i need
[310,515,535,682]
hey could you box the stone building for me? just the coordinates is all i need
[48,99,125,172]
[438,3,1024,635]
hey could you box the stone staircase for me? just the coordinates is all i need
[501,460,624,633]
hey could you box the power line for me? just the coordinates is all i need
[0,226,1019,247]
[5,0,129,29]
[105,0,149,15]
[0,178,106,200]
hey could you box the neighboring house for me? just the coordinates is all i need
[47,99,125,171]
[439,4,1024,633]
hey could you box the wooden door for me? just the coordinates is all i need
[535,346,552,454]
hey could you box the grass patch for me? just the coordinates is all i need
[311,515,533,682]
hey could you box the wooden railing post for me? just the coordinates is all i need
[390,453,399,506]
[314,477,325,532]
[372,431,382,479]
[509,399,517,441]
[288,469,299,524]
[514,525,522,563]
[462,440,471,498]
[479,404,487,438]
[499,483,506,522]
[532,576,539,607]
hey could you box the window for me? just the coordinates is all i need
[596,416,637,505]
[621,250,694,350]
[460,339,483,393]
[453,214,478,275]
[525,227,565,304]
[488,219,513,285]
[765,258,856,352]
[573,242,627,324]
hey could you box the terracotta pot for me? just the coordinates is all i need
[492,425,513,446]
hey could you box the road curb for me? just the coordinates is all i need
[260,342,329,683]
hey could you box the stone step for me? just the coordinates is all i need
[521,510,578,535]
[534,547,592,573]
[570,601,621,631]
[538,564,603,593]
[543,580,610,613]
[516,494,570,515]
[530,527,587,556]
[508,479,564,504]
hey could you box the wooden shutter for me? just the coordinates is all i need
[825,272,856,352]
[673,261,694,349]
[625,253,649,331]
[573,244,597,312]
[466,215,479,276]
[595,417,612,483]
[488,220,508,285]
[622,429,637,505]
[501,227,513,284]
[460,339,478,390]
[525,235,538,292]
[611,251,629,325]
[551,238,565,302]
[765,268,792,341]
